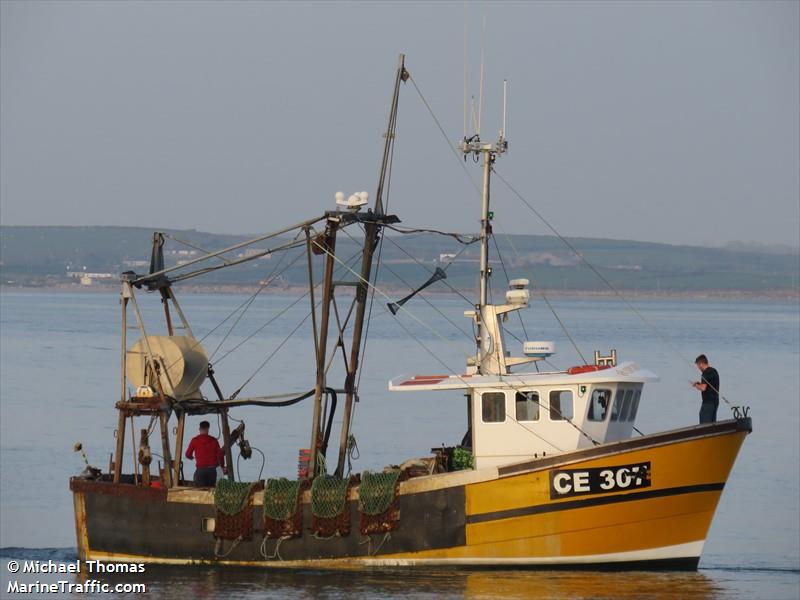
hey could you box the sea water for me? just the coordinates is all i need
[1,291,798,599]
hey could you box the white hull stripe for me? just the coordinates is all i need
[372,541,706,566]
[87,540,706,568]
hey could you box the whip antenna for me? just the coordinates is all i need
[477,14,486,137]
[463,3,469,140]
[500,79,508,143]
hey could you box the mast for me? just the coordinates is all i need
[308,219,338,478]
[333,54,408,477]
[479,144,492,309]
[461,98,507,373]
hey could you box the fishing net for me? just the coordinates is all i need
[359,470,403,535]
[311,475,350,518]
[213,480,258,541]
[214,479,258,515]
[263,478,308,539]
[310,475,354,537]
[359,470,401,515]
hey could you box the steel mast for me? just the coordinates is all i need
[461,101,507,373]
[333,54,408,477]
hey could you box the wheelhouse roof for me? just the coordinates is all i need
[388,361,658,392]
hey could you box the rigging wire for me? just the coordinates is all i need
[379,232,475,306]
[214,291,308,365]
[162,233,232,265]
[495,225,589,365]
[341,225,474,341]
[407,74,729,418]
[390,314,564,452]
[493,170,735,409]
[205,247,296,363]
[355,122,396,399]
[406,73,589,368]
[169,238,309,283]
[490,232,530,340]
[158,233,319,387]
[312,239,600,447]
[226,248,365,397]
[408,75,482,197]
[229,299,316,399]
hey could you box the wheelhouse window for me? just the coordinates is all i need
[628,389,642,421]
[588,388,611,422]
[549,390,574,421]
[481,392,506,423]
[515,391,540,422]
[619,390,634,421]
[611,389,624,421]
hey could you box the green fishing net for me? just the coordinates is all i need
[359,470,401,516]
[213,479,257,515]
[310,475,349,519]
[263,478,303,521]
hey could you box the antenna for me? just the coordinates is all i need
[500,79,508,142]
[463,3,469,140]
[470,95,479,136]
[477,14,486,137]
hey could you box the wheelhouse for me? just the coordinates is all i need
[389,362,657,469]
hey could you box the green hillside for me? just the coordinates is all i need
[1,225,797,292]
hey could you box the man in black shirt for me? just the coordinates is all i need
[692,354,720,424]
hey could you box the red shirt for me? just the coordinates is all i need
[185,433,224,469]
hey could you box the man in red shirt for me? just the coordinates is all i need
[185,421,225,487]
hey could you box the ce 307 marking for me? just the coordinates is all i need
[549,462,651,499]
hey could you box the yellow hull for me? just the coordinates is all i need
[384,424,746,566]
[72,419,750,569]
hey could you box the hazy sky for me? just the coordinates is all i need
[2,1,798,247]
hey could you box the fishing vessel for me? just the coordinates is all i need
[70,55,751,569]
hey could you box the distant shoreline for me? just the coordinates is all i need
[2,282,798,302]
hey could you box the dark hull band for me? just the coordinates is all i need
[467,482,726,525]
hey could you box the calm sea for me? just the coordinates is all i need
[1,290,798,599]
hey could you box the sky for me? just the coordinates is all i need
[1,1,798,248]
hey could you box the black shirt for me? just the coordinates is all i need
[701,366,720,404]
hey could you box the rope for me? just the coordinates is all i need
[385,223,478,245]
[359,532,392,556]
[214,537,243,559]
[260,535,291,561]
[346,434,360,476]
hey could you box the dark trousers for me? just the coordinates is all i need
[193,466,217,487]
[699,401,718,424]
